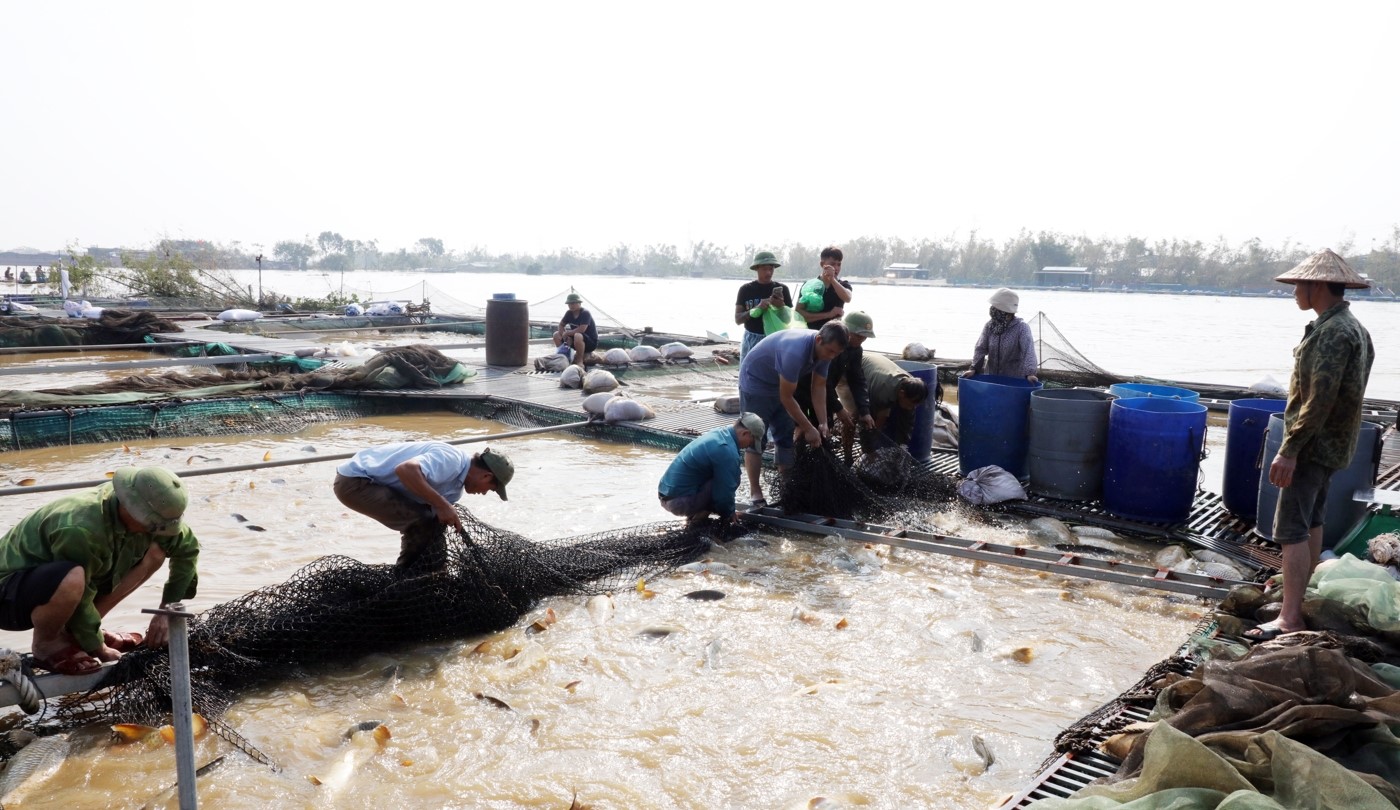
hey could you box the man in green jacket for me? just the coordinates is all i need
[1246,249,1374,642]
[0,467,199,675]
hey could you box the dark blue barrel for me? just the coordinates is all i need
[958,374,1042,477]
[485,295,529,366]
[1222,398,1287,519]
[1255,414,1383,546]
[1028,388,1115,501]
[1107,382,1200,402]
[896,360,938,462]
[1103,398,1207,523]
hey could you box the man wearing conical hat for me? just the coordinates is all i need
[1246,249,1374,642]
[0,467,200,675]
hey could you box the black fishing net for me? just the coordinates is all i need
[26,508,707,760]
[1024,313,1121,388]
[773,429,959,523]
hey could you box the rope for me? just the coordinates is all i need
[0,648,43,714]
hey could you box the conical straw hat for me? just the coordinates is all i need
[1274,249,1370,289]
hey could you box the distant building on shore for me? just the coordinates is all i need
[1035,266,1092,288]
[882,262,929,280]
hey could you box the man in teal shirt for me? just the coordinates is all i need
[659,414,765,525]
[0,466,199,675]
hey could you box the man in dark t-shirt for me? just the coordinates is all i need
[734,250,793,362]
[554,292,599,368]
[795,245,853,330]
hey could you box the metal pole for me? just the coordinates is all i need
[144,603,198,810]
[0,420,594,497]
[255,255,263,309]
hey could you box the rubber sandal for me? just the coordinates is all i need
[103,630,144,652]
[1243,620,1298,643]
[748,498,768,510]
[32,645,103,676]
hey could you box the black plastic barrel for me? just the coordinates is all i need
[1028,388,1115,501]
[1254,414,1383,546]
[485,296,529,366]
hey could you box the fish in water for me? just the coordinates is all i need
[245,525,266,532]
[230,513,248,523]
[1027,517,1075,546]
[0,733,69,804]
[342,720,384,740]
[639,626,681,639]
[586,594,614,625]
[972,734,995,769]
[475,693,513,711]
[684,589,725,601]
[970,631,984,652]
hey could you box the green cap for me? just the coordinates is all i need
[749,251,782,270]
[478,448,514,501]
[844,311,875,338]
[737,412,766,440]
[112,466,188,536]
[565,293,583,304]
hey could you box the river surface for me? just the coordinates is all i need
[0,273,1391,808]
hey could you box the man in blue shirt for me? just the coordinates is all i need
[659,413,765,525]
[334,441,514,568]
[738,320,850,506]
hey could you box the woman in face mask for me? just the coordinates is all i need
[961,288,1038,384]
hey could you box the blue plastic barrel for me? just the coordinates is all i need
[1107,382,1200,402]
[958,374,1043,477]
[1102,398,1207,523]
[896,360,938,462]
[1221,398,1287,519]
[1255,414,1383,547]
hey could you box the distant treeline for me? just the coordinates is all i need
[65,227,1400,293]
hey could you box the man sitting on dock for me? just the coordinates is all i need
[659,413,766,525]
[738,320,850,505]
[334,442,515,569]
[1247,249,1374,642]
[0,466,200,676]
[553,292,599,369]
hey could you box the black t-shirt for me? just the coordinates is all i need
[805,278,853,329]
[560,308,599,351]
[735,281,794,335]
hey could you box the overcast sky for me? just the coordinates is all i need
[3,2,1397,257]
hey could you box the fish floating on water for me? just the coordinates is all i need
[972,734,995,769]
[0,734,69,804]
[683,589,725,601]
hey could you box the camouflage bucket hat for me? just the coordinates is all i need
[843,311,875,338]
[479,448,514,501]
[1274,249,1370,289]
[749,251,782,270]
[113,466,188,536]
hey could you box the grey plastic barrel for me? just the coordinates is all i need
[1255,414,1383,547]
[485,296,529,366]
[1028,388,1115,501]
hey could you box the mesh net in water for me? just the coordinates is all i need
[773,429,959,523]
[34,508,709,757]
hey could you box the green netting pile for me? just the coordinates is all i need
[0,310,181,348]
[29,507,709,762]
[0,344,473,410]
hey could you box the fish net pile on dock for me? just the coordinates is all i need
[775,430,959,522]
[0,311,181,348]
[27,509,709,758]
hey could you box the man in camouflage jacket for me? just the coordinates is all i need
[1248,249,1374,641]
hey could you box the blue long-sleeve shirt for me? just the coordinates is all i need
[658,426,742,514]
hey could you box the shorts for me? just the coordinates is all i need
[659,480,715,518]
[1271,458,1334,545]
[0,561,81,631]
[333,474,432,532]
[738,388,795,467]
